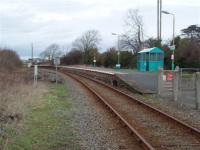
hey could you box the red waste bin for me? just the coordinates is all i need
[166,73,173,81]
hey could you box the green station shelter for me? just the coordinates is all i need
[137,47,164,72]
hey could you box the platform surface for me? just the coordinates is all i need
[65,65,157,94]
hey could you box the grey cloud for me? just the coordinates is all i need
[0,0,199,59]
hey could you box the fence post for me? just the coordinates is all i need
[173,68,179,101]
[157,68,163,95]
[195,72,200,110]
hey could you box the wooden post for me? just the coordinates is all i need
[195,72,200,110]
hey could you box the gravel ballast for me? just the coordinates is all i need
[41,69,200,149]
[62,75,142,150]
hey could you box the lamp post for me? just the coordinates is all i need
[112,33,120,69]
[162,10,175,71]
[93,53,96,67]
[157,0,162,41]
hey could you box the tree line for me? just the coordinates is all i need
[40,9,200,69]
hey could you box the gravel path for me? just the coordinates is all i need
[62,74,142,150]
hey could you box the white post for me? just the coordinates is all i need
[34,65,38,86]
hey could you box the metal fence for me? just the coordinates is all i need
[180,68,200,91]
[158,68,200,109]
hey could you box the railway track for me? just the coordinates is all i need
[63,70,200,150]
[42,67,200,150]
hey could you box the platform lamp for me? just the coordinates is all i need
[162,10,175,71]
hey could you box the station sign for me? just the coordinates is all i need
[54,57,60,65]
[116,64,121,69]
[169,45,175,51]
[166,73,173,81]
[171,54,174,60]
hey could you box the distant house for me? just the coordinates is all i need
[137,47,164,72]
[28,58,44,64]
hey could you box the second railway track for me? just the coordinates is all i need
[57,69,200,150]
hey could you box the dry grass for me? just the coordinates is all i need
[0,70,50,149]
[0,70,33,122]
[0,70,79,149]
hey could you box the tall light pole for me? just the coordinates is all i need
[157,0,162,41]
[162,10,175,71]
[112,33,120,69]
[159,0,162,40]
[157,0,160,40]
[31,43,34,64]
[93,50,96,67]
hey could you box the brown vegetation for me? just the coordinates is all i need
[0,70,33,123]
[0,49,29,121]
[0,49,22,72]
[0,70,50,149]
[0,49,27,119]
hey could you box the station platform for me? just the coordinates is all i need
[66,65,157,94]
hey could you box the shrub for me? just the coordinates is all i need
[0,49,22,72]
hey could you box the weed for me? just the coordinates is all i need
[5,84,79,150]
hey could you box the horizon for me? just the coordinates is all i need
[0,0,199,59]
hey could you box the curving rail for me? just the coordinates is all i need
[66,72,155,150]
[40,66,200,149]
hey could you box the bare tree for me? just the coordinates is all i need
[61,44,71,54]
[120,9,144,53]
[143,37,161,48]
[72,30,101,64]
[40,43,63,61]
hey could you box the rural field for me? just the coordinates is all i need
[0,71,79,150]
[0,50,79,149]
[0,71,81,150]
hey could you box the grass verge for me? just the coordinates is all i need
[4,83,79,150]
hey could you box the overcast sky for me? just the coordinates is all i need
[0,0,199,59]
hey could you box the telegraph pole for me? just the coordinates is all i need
[31,43,34,64]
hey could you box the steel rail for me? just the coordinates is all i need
[62,69,200,139]
[65,72,155,150]
[41,67,200,148]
